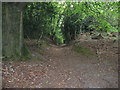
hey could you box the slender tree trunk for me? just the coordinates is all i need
[20,11,23,56]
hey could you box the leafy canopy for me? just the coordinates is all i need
[23,2,119,44]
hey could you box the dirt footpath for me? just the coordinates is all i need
[2,39,118,88]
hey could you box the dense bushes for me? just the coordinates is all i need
[23,2,119,45]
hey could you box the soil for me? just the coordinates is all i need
[2,39,118,88]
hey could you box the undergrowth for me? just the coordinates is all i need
[2,54,44,62]
[73,44,94,55]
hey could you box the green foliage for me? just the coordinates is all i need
[23,2,119,44]
[22,44,32,58]
[73,45,94,55]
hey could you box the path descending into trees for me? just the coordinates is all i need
[2,39,118,88]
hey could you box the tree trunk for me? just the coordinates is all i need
[2,3,25,57]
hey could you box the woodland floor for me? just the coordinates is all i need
[2,38,118,88]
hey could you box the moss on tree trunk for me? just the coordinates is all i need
[2,3,24,57]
